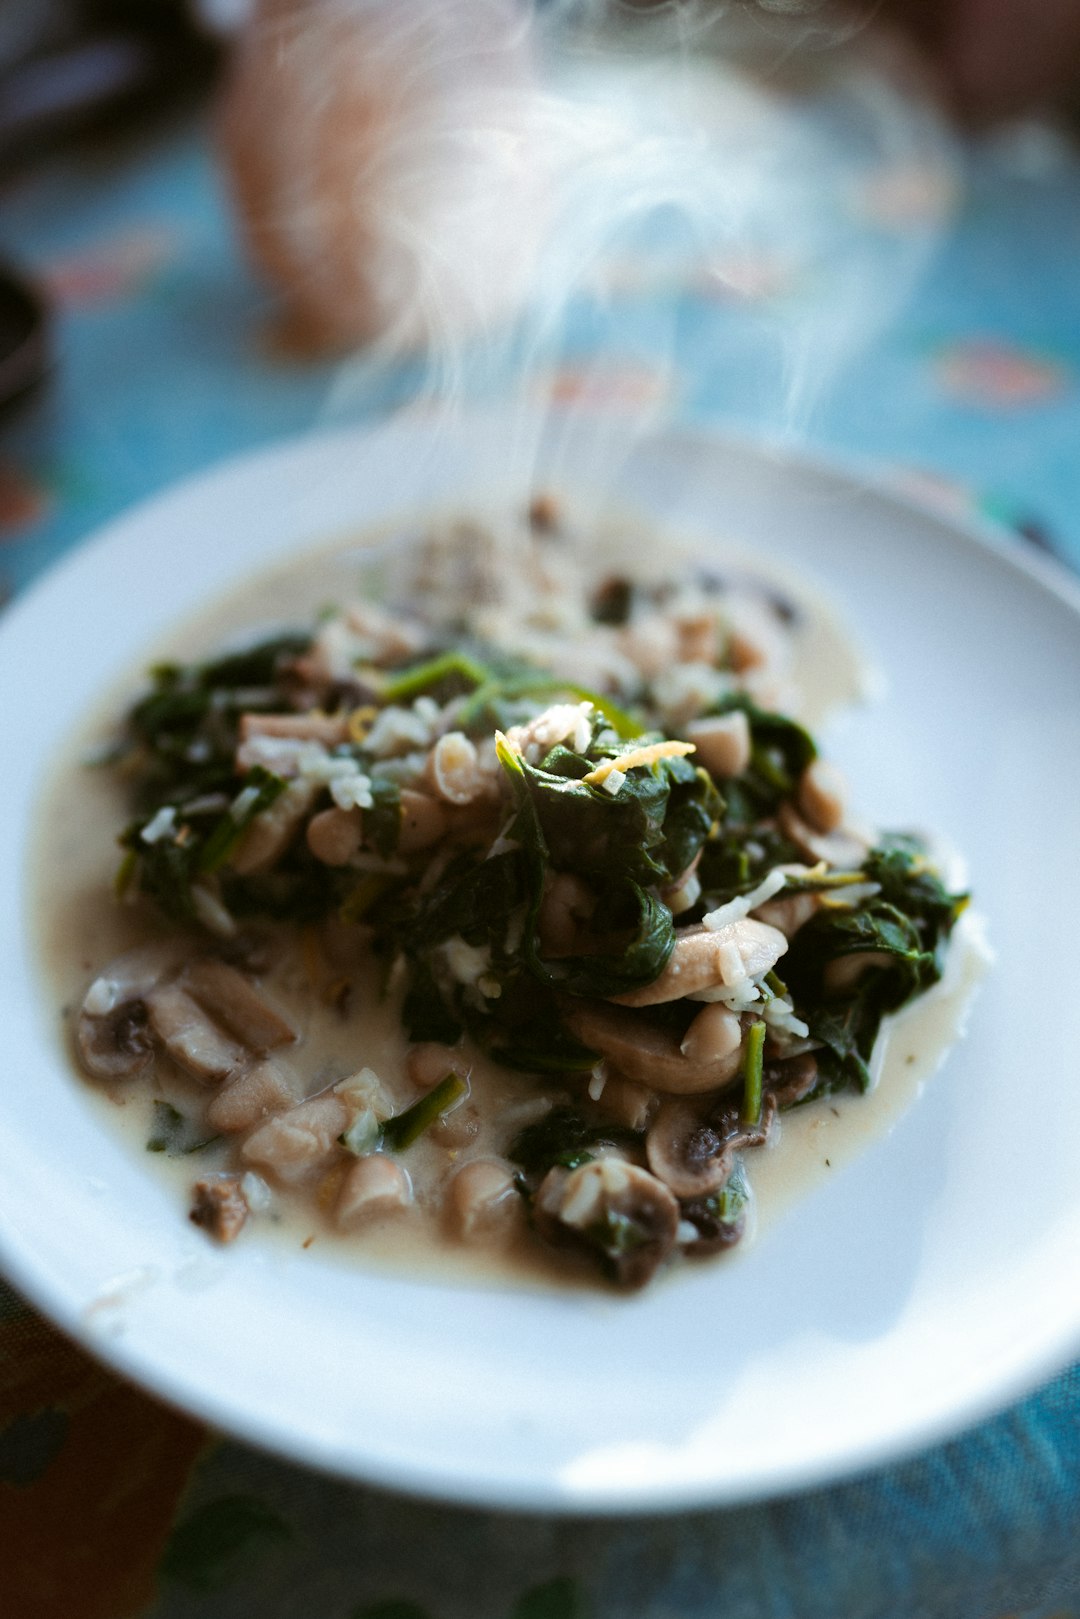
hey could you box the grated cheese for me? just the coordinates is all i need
[703,867,787,931]
[140,805,177,845]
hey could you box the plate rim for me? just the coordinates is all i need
[4,414,1080,1514]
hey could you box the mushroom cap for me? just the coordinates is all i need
[648,1095,778,1202]
[241,1093,349,1184]
[533,1157,680,1289]
[560,999,744,1095]
[207,1057,299,1133]
[77,943,298,1089]
[609,919,787,1008]
[764,1052,819,1108]
[76,942,183,1080]
[443,1158,518,1240]
[146,983,247,1084]
[336,1154,413,1228]
[76,996,156,1081]
[182,958,296,1053]
[646,1099,740,1200]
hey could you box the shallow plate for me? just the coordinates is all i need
[3,415,1080,1513]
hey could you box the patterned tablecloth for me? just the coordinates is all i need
[2,85,1080,1619]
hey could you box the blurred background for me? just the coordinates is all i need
[2,0,1080,605]
[4,5,1080,1618]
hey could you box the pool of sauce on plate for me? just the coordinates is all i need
[31,528,983,1291]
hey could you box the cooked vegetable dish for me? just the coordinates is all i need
[70,506,966,1289]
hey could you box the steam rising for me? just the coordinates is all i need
[228,2,958,494]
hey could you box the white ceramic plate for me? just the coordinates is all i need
[4,415,1080,1513]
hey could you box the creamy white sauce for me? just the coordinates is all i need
[748,909,988,1241]
[32,521,982,1290]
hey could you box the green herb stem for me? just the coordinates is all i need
[381,1072,467,1151]
[197,767,285,874]
[379,651,490,704]
[462,675,641,739]
[740,1020,766,1127]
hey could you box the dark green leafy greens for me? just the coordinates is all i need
[126,633,311,809]
[380,722,722,1065]
[507,1107,640,1180]
[103,601,968,1288]
[682,1159,750,1249]
[119,767,286,923]
[380,1073,468,1150]
[783,836,966,1093]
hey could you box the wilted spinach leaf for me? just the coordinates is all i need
[705,694,816,820]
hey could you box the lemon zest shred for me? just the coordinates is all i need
[583,740,695,786]
[347,704,379,745]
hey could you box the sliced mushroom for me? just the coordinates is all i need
[77,998,155,1081]
[764,1053,819,1108]
[79,945,298,1091]
[595,1071,658,1132]
[443,1158,519,1240]
[76,944,182,1080]
[537,871,595,957]
[561,999,745,1095]
[397,789,448,853]
[646,1096,775,1200]
[306,805,363,866]
[823,949,894,996]
[182,959,296,1053]
[206,1057,299,1133]
[241,1092,348,1184]
[615,614,679,679]
[230,777,318,875]
[723,592,787,674]
[533,1158,679,1289]
[345,599,429,663]
[684,711,751,779]
[673,610,719,665]
[429,1104,481,1149]
[797,759,846,835]
[239,711,349,746]
[425,731,486,806]
[189,1175,248,1243]
[659,851,702,918]
[678,1189,749,1255]
[609,920,787,1008]
[336,1154,413,1228]
[778,801,866,870]
[754,890,821,939]
[406,1042,471,1090]
[680,1003,742,1067]
[145,982,246,1083]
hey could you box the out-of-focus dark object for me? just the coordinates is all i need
[0,263,49,417]
[0,1,223,175]
[857,0,1080,122]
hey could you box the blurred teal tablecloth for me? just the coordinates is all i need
[2,108,1080,1619]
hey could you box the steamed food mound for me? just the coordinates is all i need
[73,506,966,1290]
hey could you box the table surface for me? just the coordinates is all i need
[2,90,1080,1619]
